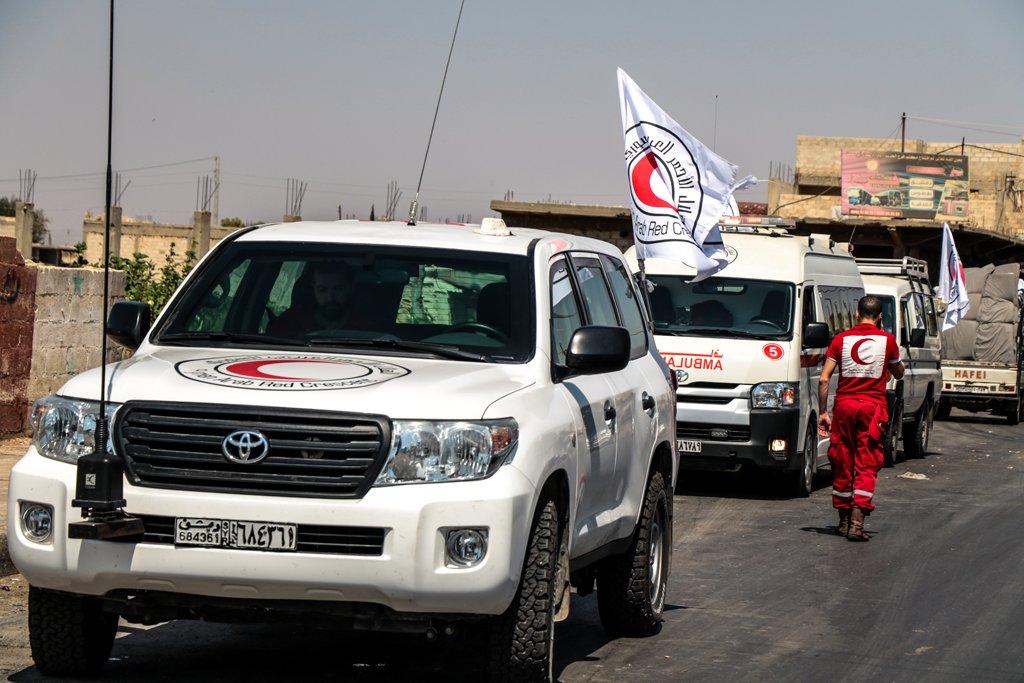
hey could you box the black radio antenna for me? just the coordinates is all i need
[407,0,465,226]
[98,0,115,427]
[69,0,143,539]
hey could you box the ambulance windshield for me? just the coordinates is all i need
[647,276,795,340]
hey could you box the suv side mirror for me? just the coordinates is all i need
[802,322,831,348]
[107,301,152,349]
[565,326,630,375]
[908,327,926,348]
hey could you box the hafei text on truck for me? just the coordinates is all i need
[857,257,942,464]
[10,218,677,680]
[937,262,1024,425]
[627,218,865,497]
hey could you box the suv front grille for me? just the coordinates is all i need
[676,422,751,442]
[119,515,386,556]
[116,402,390,499]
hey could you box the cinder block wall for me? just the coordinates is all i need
[27,265,127,403]
[0,238,37,433]
[82,219,236,264]
[0,235,128,435]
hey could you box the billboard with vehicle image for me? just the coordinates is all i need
[841,150,969,220]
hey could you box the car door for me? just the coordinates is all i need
[600,253,660,538]
[900,292,922,414]
[549,255,619,555]
[800,283,829,462]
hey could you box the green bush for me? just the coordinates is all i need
[92,242,197,315]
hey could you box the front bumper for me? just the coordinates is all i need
[8,447,535,616]
[677,407,802,471]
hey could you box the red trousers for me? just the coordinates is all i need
[828,397,888,511]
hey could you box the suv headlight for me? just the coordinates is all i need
[374,419,518,486]
[29,396,118,464]
[751,382,798,409]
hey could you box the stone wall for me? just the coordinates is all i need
[82,218,237,265]
[0,238,36,433]
[27,265,127,403]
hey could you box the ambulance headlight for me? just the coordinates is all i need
[751,382,799,409]
[30,396,118,464]
[374,419,518,485]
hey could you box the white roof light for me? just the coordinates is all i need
[475,217,512,237]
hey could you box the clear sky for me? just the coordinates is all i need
[2,0,1022,244]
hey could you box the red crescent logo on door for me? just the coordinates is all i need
[762,343,784,360]
[850,338,873,365]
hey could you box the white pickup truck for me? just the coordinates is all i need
[10,219,676,680]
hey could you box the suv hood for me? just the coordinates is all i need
[59,347,535,420]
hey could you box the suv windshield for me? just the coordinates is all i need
[647,275,795,339]
[155,241,535,362]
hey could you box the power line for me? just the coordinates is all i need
[965,143,1024,159]
[906,115,1022,138]
[0,156,215,183]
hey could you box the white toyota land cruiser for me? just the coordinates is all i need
[10,218,676,680]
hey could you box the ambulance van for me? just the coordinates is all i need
[626,219,865,496]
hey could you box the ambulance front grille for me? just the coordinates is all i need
[676,423,751,442]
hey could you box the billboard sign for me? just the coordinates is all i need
[841,150,969,220]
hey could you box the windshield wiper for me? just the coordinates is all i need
[306,337,493,362]
[159,331,307,347]
[655,327,777,339]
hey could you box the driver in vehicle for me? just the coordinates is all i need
[267,262,356,336]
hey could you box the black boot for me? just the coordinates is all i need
[847,507,869,542]
[836,508,852,537]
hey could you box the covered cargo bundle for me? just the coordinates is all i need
[942,263,1022,364]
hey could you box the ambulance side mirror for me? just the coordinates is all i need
[802,322,830,349]
[908,327,926,348]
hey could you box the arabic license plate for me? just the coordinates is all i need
[174,518,297,551]
[677,439,702,454]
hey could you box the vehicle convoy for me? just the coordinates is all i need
[937,262,1024,425]
[626,218,865,496]
[857,257,943,464]
[10,219,677,680]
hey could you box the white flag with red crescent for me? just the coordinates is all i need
[618,68,755,281]
[938,222,969,330]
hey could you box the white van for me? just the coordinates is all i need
[626,220,865,496]
[857,257,942,464]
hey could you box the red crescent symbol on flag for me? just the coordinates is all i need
[850,339,873,365]
[630,151,676,212]
[222,359,335,380]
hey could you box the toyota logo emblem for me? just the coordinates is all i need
[222,430,269,464]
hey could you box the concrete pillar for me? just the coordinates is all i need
[14,201,34,260]
[283,214,301,223]
[107,206,123,261]
[192,210,212,257]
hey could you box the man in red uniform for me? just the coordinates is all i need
[818,295,905,542]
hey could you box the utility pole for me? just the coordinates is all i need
[960,137,965,156]
[212,155,221,228]
[900,112,906,153]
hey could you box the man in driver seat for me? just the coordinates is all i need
[267,262,356,337]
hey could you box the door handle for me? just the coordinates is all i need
[642,391,656,414]
[603,401,616,421]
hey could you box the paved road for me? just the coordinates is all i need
[2,412,1022,681]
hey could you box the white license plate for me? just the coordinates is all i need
[677,439,702,453]
[174,518,297,551]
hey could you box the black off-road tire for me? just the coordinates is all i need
[884,398,904,467]
[28,586,118,677]
[596,471,669,638]
[1006,397,1021,426]
[903,399,933,459]
[786,422,817,498]
[487,498,560,682]
[934,398,952,421]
